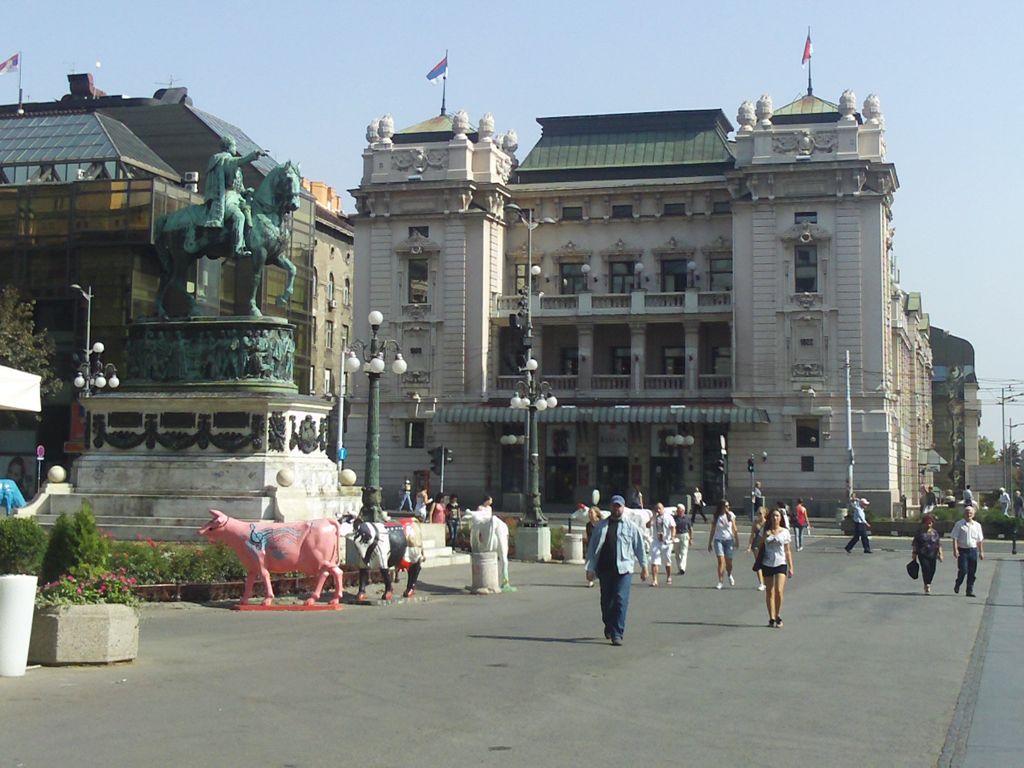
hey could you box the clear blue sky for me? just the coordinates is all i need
[7,0,1023,447]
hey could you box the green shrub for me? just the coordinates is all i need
[108,540,246,584]
[550,526,565,560]
[109,540,175,584]
[0,517,49,575]
[36,570,139,607]
[40,504,110,583]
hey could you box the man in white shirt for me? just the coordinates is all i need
[950,504,985,597]
[647,502,676,586]
[963,485,974,507]
[998,488,1011,517]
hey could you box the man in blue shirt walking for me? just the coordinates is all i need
[844,493,872,554]
[586,495,648,646]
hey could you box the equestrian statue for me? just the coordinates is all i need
[153,136,301,319]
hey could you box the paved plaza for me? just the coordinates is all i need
[2,531,1021,768]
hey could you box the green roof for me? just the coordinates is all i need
[398,114,453,135]
[774,94,839,116]
[0,113,178,180]
[516,110,734,181]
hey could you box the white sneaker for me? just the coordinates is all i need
[716,582,723,590]
[728,574,735,586]
[758,584,766,591]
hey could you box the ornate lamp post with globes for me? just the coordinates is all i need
[70,284,119,397]
[508,368,558,526]
[343,310,407,523]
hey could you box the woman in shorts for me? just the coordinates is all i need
[747,507,767,592]
[758,507,794,627]
[707,499,739,590]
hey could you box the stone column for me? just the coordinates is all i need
[630,321,645,395]
[578,324,593,393]
[685,323,700,392]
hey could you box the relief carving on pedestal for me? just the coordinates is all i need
[772,130,837,157]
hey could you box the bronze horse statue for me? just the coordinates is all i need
[153,161,302,318]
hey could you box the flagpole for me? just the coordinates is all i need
[440,49,448,116]
[17,51,24,116]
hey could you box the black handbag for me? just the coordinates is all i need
[752,542,765,572]
[906,560,920,580]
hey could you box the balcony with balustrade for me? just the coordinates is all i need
[492,289,732,320]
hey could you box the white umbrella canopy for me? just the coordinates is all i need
[0,366,42,412]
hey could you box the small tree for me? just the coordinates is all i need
[0,517,49,575]
[40,504,110,583]
[979,436,999,465]
[0,285,62,398]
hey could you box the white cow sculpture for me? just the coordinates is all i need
[467,507,511,591]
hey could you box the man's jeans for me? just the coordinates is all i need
[845,522,871,553]
[598,570,633,641]
[398,492,413,513]
[955,548,979,593]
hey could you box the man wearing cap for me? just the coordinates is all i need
[844,493,872,554]
[951,504,985,597]
[585,494,648,646]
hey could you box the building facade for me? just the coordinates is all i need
[346,88,935,515]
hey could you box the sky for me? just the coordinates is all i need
[6,0,1023,447]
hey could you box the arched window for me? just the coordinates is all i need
[328,273,335,302]
[343,278,351,307]
[311,267,318,299]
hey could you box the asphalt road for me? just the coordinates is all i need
[1,531,1010,768]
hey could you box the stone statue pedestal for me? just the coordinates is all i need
[515,526,551,562]
[563,533,585,564]
[469,552,500,594]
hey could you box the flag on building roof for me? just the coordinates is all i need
[426,54,448,83]
[801,32,813,67]
[0,52,20,76]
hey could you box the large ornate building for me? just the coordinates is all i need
[346,87,935,516]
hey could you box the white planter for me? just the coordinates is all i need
[0,575,38,677]
[29,604,139,665]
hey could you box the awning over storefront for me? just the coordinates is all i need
[432,405,769,425]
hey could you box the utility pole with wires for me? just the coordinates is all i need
[845,350,854,495]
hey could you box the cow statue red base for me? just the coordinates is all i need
[341,515,425,602]
[198,509,345,607]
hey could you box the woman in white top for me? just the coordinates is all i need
[706,499,739,589]
[757,507,794,628]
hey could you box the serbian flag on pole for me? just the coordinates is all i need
[801,32,813,67]
[0,52,20,76]
[426,54,448,83]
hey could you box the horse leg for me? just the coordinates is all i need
[248,249,265,317]
[274,254,297,308]
[356,568,370,602]
[380,566,394,601]
[403,561,422,598]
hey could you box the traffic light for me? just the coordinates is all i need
[444,447,454,464]
[747,456,755,473]
[715,458,726,474]
[428,446,443,476]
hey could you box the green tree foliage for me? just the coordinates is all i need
[979,436,999,465]
[0,285,62,398]
[0,517,49,575]
[40,504,110,583]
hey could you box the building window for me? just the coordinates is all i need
[663,202,686,217]
[611,347,631,375]
[309,365,316,394]
[559,263,587,295]
[795,211,818,224]
[405,421,425,449]
[561,205,583,221]
[341,325,349,352]
[801,456,815,472]
[611,204,633,219]
[409,225,429,238]
[560,347,579,375]
[662,346,685,375]
[325,320,334,350]
[708,256,733,292]
[311,322,317,346]
[408,258,429,304]
[796,418,820,448]
[513,263,528,294]
[324,368,333,395]
[327,273,335,302]
[799,338,814,347]
[311,267,318,299]
[343,278,351,307]
[711,346,732,375]
[712,200,731,214]
[661,260,688,292]
[795,246,818,292]
[609,261,637,293]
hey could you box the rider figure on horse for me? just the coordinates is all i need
[202,136,267,258]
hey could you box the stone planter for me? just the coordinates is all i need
[29,604,139,665]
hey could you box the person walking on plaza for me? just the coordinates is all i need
[413,488,431,520]
[951,504,985,597]
[585,505,603,587]
[793,498,809,551]
[751,480,764,522]
[844,494,872,554]
[757,507,794,628]
[445,493,461,549]
[998,488,1011,517]
[398,477,414,513]
[585,495,648,646]
[911,513,943,594]
[923,485,938,514]
[963,485,974,507]
[672,503,692,576]
[747,507,767,591]
[1015,490,1024,519]
[707,499,739,589]
[648,502,676,586]
[628,483,644,510]
[690,486,707,523]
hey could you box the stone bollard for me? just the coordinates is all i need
[470,551,500,594]
[563,533,585,564]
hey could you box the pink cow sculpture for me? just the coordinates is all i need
[198,509,346,606]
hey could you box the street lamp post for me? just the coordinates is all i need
[344,310,407,523]
[70,284,119,397]
[666,434,694,494]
